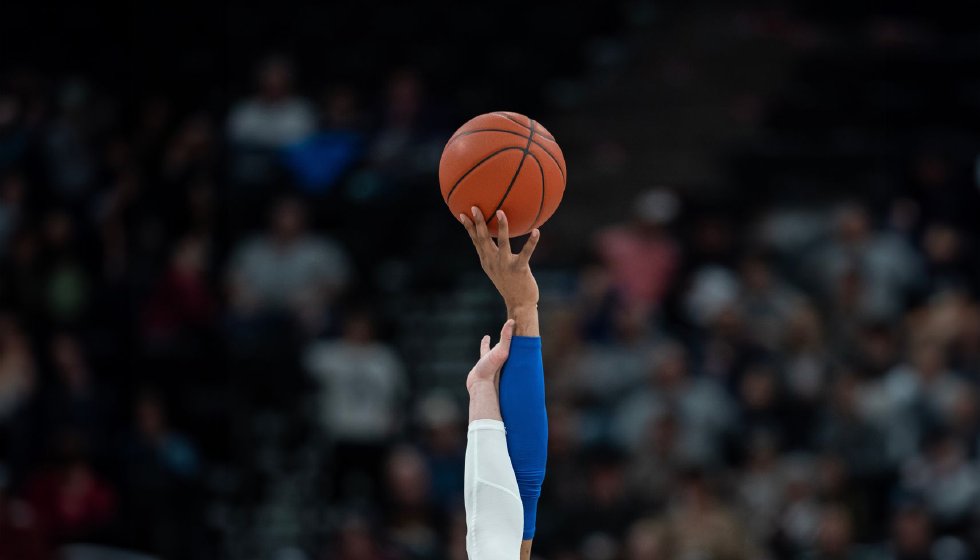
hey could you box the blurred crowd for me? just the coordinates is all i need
[531,188,980,560]
[2,2,980,560]
[0,53,453,559]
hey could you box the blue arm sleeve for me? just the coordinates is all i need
[499,335,547,540]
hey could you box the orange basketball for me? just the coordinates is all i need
[439,111,566,237]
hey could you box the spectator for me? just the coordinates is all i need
[623,518,672,560]
[0,315,35,424]
[0,468,47,560]
[126,392,199,481]
[777,457,823,555]
[667,470,760,560]
[808,203,922,323]
[121,392,200,557]
[328,515,392,560]
[142,235,216,345]
[415,391,465,510]
[901,432,979,528]
[816,373,886,477]
[920,224,976,296]
[625,411,680,508]
[41,335,112,458]
[383,445,440,558]
[305,310,406,498]
[228,197,351,329]
[613,340,735,465]
[735,362,786,450]
[39,210,90,324]
[739,252,803,350]
[568,302,657,405]
[887,503,934,560]
[25,432,117,544]
[227,56,315,148]
[161,114,216,185]
[780,304,830,447]
[736,432,784,543]
[42,80,101,199]
[805,504,857,560]
[594,189,682,316]
[864,339,968,466]
[282,85,366,194]
[557,446,637,553]
[366,69,436,184]
[540,400,588,513]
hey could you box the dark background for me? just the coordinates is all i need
[2,1,980,559]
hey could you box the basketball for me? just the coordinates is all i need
[439,111,566,237]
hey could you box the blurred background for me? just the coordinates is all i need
[2,0,980,558]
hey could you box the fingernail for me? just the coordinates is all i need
[532,229,540,238]
[459,213,466,223]
[496,210,505,221]
[471,207,479,217]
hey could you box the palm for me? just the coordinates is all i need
[460,207,540,310]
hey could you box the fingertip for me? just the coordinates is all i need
[496,210,506,222]
[471,206,480,218]
[459,213,467,223]
[531,229,540,239]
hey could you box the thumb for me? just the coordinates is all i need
[495,319,515,355]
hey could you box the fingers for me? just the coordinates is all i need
[479,334,491,358]
[495,319,515,354]
[460,212,474,234]
[460,212,493,261]
[518,228,541,264]
[459,213,477,248]
[470,206,496,254]
[495,210,511,253]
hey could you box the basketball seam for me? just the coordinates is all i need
[446,128,565,181]
[488,120,536,227]
[526,151,546,229]
[445,147,526,203]
[491,112,556,141]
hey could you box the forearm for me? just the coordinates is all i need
[499,334,547,541]
[521,539,533,560]
[504,305,543,553]
[468,380,502,423]
[464,420,524,560]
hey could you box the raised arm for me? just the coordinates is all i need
[464,320,523,560]
[461,208,547,560]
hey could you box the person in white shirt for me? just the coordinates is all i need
[228,197,351,321]
[227,56,316,148]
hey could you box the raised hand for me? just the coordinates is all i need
[460,207,541,314]
[466,319,515,392]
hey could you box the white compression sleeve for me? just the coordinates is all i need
[464,419,524,560]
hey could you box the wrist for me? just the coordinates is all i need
[506,302,538,317]
[467,378,498,395]
[506,304,540,337]
[467,379,502,422]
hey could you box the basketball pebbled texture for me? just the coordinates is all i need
[439,111,566,237]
